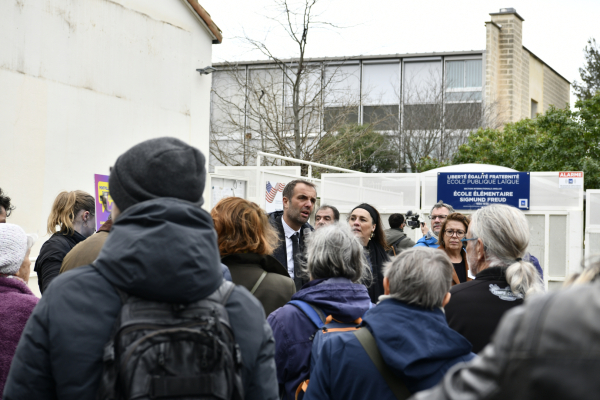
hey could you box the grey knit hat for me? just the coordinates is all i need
[0,223,28,275]
[109,137,206,211]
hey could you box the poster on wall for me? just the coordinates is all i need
[265,182,285,213]
[94,174,113,230]
[437,172,530,210]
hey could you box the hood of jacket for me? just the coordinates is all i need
[384,228,406,244]
[291,278,371,322]
[364,298,473,380]
[94,198,222,303]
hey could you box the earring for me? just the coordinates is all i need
[369,232,374,240]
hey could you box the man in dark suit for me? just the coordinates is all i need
[268,179,317,291]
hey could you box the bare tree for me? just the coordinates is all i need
[210,0,363,168]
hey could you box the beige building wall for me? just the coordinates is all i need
[485,8,570,124]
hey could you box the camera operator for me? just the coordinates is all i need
[414,201,455,249]
[384,213,415,256]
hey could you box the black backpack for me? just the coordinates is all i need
[97,280,244,400]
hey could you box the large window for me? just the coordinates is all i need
[445,59,482,102]
[362,62,400,130]
[403,61,443,130]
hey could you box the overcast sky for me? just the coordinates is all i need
[203,0,600,108]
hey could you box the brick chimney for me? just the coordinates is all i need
[485,8,527,123]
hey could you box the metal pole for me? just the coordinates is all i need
[257,151,362,174]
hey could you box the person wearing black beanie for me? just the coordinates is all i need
[4,137,279,400]
[109,137,206,211]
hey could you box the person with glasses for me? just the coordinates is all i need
[414,201,455,249]
[443,204,543,354]
[437,213,472,285]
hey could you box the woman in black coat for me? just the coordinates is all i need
[348,203,390,303]
[35,190,95,294]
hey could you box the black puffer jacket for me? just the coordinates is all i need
[411,279,600,400]
[4,198,278,400]
[34,231,86,294]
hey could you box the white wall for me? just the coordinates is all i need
[0,0,216,261]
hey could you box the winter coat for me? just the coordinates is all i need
[0,276,38,396]
[267,278,371,400]
[414,231,439,248]
[445,266,523,353]
[222,253,295,316]
[34,230,86,293]
[304,298,475,400]
[411,279,600,400]
[268,211,313,291]
[437,245,472,286]
[60,220,113,274]
[3,198,278,400]
[384,228,415,256]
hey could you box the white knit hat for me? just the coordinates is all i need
[0,223,28,275]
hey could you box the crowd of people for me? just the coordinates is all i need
[1,137,599,399]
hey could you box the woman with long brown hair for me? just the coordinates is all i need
[438,212,472,285]
[211,196,295,315]
[35,190,95,293]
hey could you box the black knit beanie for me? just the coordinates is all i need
[109,137,206,211]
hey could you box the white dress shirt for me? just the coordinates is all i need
[281,217,301,278]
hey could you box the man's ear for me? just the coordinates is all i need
[383,276,390,295]
[477,238,486,262]
[282,196,289,209]
[442,292,451,307]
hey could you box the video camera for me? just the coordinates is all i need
[405,210,421,230]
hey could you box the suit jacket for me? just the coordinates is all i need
[268,211,313,291]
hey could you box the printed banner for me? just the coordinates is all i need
[437,172,531,210]
[265,181,285,213]
[94,174,113,230]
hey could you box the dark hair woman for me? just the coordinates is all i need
[438,212,472,285]
[211,196,295,316]
[35,190,95,294]
[348,203,389,303]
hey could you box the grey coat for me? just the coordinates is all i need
[411,279,600,400]
[4,198,278,400]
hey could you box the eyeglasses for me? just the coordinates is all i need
[460,237,479,245]
[445,230,466,237]
[428,215,448,221]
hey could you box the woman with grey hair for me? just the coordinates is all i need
[445,204,543,353]
[0,223,38,394]
[268,223,372,400]
[303,247,474,400]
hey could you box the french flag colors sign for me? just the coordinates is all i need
[559,171,583,189]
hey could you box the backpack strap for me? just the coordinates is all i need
[354,328,411,400]
[250,271,268,295]
[288,300,326,329]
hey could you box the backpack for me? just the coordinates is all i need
[288,300,363,400]
[387,235,408,257]
[97,280,244,400]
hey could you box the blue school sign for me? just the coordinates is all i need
[437,172,530,210]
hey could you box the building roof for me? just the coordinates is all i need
[213,50,485,67]
[184,0,223,44]
[523,46,570,84]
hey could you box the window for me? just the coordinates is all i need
[445,60,482,103]
[403,104,441,131]
[362,62,400,105]
[363,105,399,131]
[445,103,482,130]
[324,107,359,131]
[403,61,443,104]
[531,99,538,119]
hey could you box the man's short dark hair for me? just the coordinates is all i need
[389,213,405,229]
[317,205,340,221]
[282,179,317,200]
[0,188,14,217]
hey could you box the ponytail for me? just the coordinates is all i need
[47,191,95,235]
[506,260,543,298]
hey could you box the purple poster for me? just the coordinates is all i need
[94,174,113,230]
